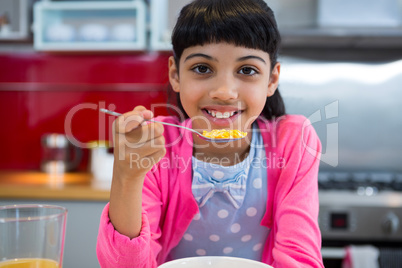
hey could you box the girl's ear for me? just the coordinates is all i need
[267,62,281,97]
[168,56,180,93]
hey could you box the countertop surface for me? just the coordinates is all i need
[0,171,110,201]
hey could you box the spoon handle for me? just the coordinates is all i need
[99,108,200,135]
[147,119,200,135]
[100,109,122,117]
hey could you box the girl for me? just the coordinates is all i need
[97,0,324,267]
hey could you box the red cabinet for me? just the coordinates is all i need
[0,52,172,170]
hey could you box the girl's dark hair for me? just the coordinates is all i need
[168,0,285,121]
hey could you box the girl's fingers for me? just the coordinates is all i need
[114,107,154,134]
[137,147,167,168]
[119,122,164,145]
[115,115,141,134]
[133,106,154,121]
[114,112,143,134]
[115,135,166,167]
[141,110,154,120]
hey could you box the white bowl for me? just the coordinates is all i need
[158,256,273,268]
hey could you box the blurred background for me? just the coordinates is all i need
[1,0,402,267]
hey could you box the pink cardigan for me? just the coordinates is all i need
[96,115,324,268]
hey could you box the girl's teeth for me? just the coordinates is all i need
[216,112,224,118]
[207,110,235,119]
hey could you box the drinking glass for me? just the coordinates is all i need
[0,204,67,268]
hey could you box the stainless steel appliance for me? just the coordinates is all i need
[319,173,402,242]
[41,133,82,174]
[279,57,402,265]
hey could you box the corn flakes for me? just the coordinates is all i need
[202,129,247,139]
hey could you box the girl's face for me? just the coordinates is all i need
[169,42,280,134]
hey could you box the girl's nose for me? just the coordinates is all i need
[209,75,239,100]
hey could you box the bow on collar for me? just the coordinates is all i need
[191,170,248,209]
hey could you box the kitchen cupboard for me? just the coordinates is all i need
[268,0,402,49]
[33,0,147,51]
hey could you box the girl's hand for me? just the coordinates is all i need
[109,106,166,238]
[112,106,166,182]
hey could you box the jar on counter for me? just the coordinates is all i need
[87,141,114,183]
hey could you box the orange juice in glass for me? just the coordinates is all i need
[0,258,59,268]
[0,205,67,268]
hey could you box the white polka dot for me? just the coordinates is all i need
[223,247,233,254]
[253,243,263,251]
[193,213,201,220]
[196,249,206,256]
[183,233,193,241]
[246,207,257,217]
[253,178,262,189]
[193,171,202,180]
[209,234,220,242]
[217,209,229,219]
[230,223,241,233]
[241,235,252,242]
[213,170,225,179]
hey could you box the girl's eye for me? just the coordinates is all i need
[239,67,257,75]
[192,65,211,74]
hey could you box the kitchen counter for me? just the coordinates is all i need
[0,171,110,201]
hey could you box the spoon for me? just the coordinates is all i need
[99,108,246,143]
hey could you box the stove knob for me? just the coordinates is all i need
[382,212,399,234]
